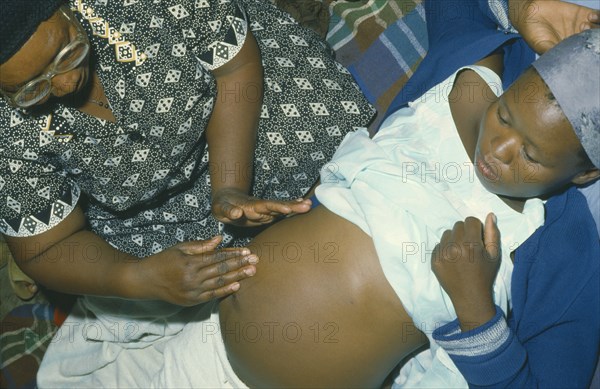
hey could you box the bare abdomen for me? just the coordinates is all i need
[219,206,426,388]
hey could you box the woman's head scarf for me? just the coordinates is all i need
[0,0,65,64]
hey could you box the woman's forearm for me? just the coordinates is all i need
[7,227,141,299]
[206,31,264,196]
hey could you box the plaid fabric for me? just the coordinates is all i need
[0,304,58,389]
[326,0,428,132]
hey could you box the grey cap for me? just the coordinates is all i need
[532,29,600,168]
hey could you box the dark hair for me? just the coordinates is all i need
[578,147,595,170]
[0,0,66,64]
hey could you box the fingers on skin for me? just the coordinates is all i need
[229,211,275,226]
[196,259,258,302]
[209,253,258,275]
[179,253,257,305]
[253,200,291,215]
[197,282,241,302]
[179,236,222,254]
[257,198,311,216]
[206,263,256,288]
[222,202,243,219]
[218,201,281,225]
[217,197,312,226]
[201,249,253,266]
[288,198,312,213]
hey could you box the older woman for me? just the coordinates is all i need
[0,0,373,303]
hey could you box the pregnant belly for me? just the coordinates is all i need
[219,206,426,388]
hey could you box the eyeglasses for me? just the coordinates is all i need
[0,6,90,108]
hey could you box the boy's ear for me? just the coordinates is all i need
[572,168,600,186]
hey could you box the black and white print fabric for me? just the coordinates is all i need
[0,0,374,255]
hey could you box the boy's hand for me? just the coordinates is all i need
[211,187,312,226]
[431,213,501,331]
[136,236,258,306]
[509,0,600,54]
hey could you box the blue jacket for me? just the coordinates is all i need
[403,0,600,386]
[434,187,600,387]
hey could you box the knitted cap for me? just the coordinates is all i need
[0,0,66,64]
[533,29,600,168]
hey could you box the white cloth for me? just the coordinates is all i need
[38,297,248,388]
[316,65,545,387]
[38,297,177,388]
[151,301,248,388]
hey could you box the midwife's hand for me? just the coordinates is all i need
[509,0,600,54]
[431,213,501,331]
[138,236,258,306]
[211,187,312,226]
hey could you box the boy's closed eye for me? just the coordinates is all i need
[521,146,539,164]
[497,105,509,126]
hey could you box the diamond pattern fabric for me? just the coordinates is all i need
[0,0,374,255]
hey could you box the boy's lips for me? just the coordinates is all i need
[476,154,499,181]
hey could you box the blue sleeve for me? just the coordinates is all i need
[433,306,528,384]
[425,0,497,49]
[477,0,518,32]
[434,275,600,387]
[384,0,533,120]
[433,189,600,387]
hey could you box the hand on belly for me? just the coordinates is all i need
[219,206,427,388]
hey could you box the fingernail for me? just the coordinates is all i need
[244,267,256,276]
[240,248,250,256]
[492,214,497,223]
[246,255,259,264]
[231,282,240,291]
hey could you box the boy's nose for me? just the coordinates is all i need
[490,135,517,165]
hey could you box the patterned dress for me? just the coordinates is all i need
[0,0,374,256]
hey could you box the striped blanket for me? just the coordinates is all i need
[1,305,59,388]
[326,0,428,132]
